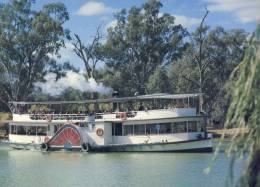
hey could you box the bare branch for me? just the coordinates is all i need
[72,24,104,79]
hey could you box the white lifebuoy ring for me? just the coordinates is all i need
[81,142,90,152]
[96,128,104,136]
[41,143,48,151]
[119,112,126,120]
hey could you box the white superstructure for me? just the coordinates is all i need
[8,93,212,152]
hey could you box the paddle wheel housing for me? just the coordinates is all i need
[47,124,84,150]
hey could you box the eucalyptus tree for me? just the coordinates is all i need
[170,26,247,119]
[102,0,187,95]
[147,67,171,93]
[0,0,69,110]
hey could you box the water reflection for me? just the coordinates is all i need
[0,145,245,187]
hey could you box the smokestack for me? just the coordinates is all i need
[112,91,119,111]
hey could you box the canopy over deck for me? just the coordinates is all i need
[9,93,204,105]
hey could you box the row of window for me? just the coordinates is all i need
[9,121,204,136]
[10,125,48,136]
[112,121,204,136]
[9,124,67,136]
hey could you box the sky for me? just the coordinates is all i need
[2,0,259,68]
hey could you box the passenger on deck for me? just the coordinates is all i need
[139,103,144,111]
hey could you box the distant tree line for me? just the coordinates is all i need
[0,0,248,127]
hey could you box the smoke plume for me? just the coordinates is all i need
[34,71,111,96]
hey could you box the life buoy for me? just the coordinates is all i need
[96,128,104,136]
[46,114,52,122]
[119,112,126,120]
[40,143,48,151]
[81,142,90,152]
[44,136,50,143]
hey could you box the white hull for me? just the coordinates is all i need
[9,138,212,152]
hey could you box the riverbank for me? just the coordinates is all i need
[208,128,249,138]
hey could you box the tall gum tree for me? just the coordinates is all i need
[0,0,69,111]
[102,0,187,95]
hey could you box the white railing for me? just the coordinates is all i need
[13,108,197,122]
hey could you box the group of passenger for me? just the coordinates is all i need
[29,111,86,121]
[13,101,193,121]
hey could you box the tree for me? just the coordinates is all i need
[147,67,171,93]
[0,0,69,111]
[216,25,260,187]
[170,26,247,119]
[102,0,187,95]
[72,25,103,79]
[47,60,79,80]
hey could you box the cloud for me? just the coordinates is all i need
[158,13,200,27]
[105,20,117,30]
[76,1,115,16]
[205,0,260,23]
[48,42,77,64]
[34,71,112,96]
[173,15,201,27]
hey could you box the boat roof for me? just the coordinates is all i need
[9,93,203,105]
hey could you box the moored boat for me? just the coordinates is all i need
[8,93,212,152]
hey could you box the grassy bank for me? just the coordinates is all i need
[0,112,11,121]
[208,128,249,138]
[0,112,10,139]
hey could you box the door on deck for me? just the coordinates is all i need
[112,123,122,136]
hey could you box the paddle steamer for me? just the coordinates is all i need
[8,93,212,152]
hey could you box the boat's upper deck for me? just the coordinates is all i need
[12,108,198,122]
[10,93,204,122]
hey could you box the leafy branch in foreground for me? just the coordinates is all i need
[211,25,260,187]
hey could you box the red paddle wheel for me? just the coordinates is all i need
[48,125,82,148]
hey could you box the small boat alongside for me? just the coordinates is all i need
[8,93,212,152]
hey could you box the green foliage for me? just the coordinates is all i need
[0,112,11,121]
[147,67,171,93]
[28,105,51,113]
[0,0,69,109]
[169,26,247,121]
[102,0,187,95]
[215,25,260,187]
[47,60,79,80]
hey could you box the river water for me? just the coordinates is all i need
[0,142,245,187]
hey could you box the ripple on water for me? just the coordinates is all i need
[0,144,245,187]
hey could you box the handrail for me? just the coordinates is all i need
[19,108,197,121]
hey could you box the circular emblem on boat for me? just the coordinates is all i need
[119,112,126,120]
[96,128,104,136]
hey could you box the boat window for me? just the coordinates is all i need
[25,126,37,135]
[37,126,47,136]
[173,122,187,133]
[146,124,158,134]
[112,123,122,136]
[159,123,171,134]
[123,125,133,136]
[134,124,145,135]
[17,126,26,135]
[10,125,17,134]
[197,121,205,132]
[187,121,197,132]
